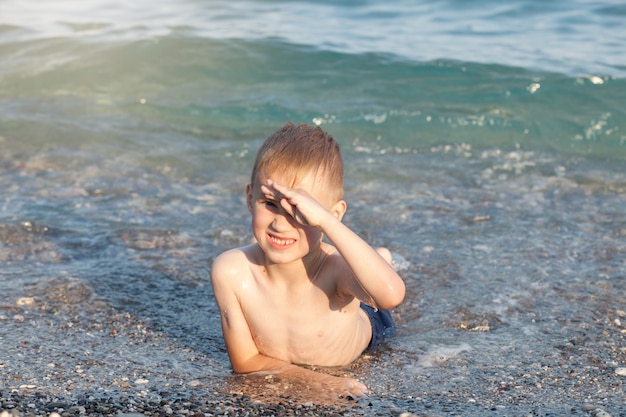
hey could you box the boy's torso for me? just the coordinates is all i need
[237,244,372,367]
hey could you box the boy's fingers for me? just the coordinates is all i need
[264,181,291,202]
[260,184,276,200]
[345,378,368,398]
[280,199,309,225]
[339,389,368,400]
[261,183,292,210]
[266,179,285,193]
[279,198,295,216]
[268,180,301,201]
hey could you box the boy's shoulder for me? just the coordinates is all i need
[211,244,260,281]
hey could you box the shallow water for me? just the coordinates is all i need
[1,0,625,415]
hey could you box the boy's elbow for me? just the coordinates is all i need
[230,356,257,374]
[231,363,250,374]
[380,281,405,310]
[379,292,404,311]
[393,288,406,308]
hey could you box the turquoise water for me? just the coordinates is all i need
[1,0,625,415]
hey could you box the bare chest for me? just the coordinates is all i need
[239,280,364,365]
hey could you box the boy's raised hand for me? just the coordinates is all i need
[261,179,334,228]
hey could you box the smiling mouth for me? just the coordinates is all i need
[268,234,296,249]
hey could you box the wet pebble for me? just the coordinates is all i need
[614,367,626,376]
[16,297,34,306]
[188,380,202,387]
[590,409,612,417]
[69,405,86,414]
[45,401,69,410]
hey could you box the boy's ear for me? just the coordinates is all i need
[331,199,347,221]
[246,184,253,213]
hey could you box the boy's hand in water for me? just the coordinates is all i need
[336,376,369,400]
[307,373,368,401]
[242,370,369,404]
[261,180,336,228]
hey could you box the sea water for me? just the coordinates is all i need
[1,0,625,415]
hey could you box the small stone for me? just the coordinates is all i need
[188,380,202,387]
[591,409,612,417]
[615,367,626,376]
[69,406,86,414]
[16,297,35,306]
[13,314,25,322]
[46,402,69,409]
[582,404,596,411]
[134,378,149,385]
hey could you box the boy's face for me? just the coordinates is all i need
[246,170,341,265]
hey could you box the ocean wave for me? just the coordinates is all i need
[1,0,625,76]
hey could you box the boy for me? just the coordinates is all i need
[211,123,405,399]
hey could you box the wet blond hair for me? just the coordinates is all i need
[250,122,344,202]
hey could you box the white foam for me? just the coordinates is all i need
[416,343,473,368]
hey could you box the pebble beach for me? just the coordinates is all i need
[2,270,624,416]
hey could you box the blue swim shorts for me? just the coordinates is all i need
[360,302,396,349]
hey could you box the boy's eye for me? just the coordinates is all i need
[264,200,277,208]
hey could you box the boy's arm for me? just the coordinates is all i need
[210,250,368,399]
[319,216,405,310]
[264,181,405,310]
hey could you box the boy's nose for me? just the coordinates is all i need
[271,212,293,232]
